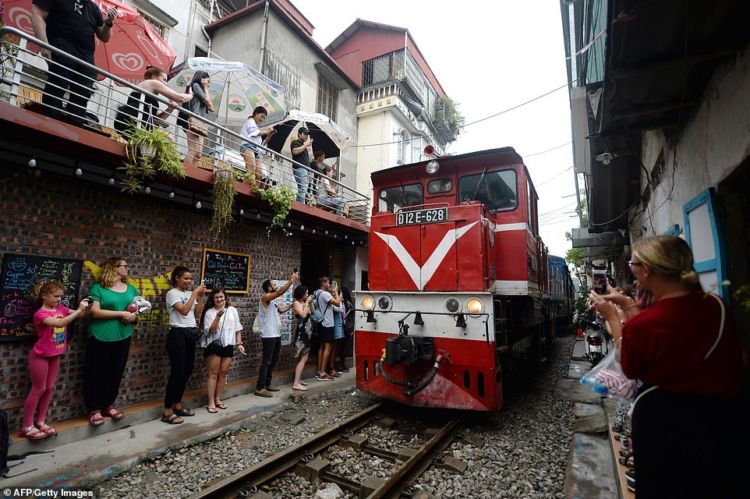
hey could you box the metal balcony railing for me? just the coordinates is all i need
[0,26,371,224]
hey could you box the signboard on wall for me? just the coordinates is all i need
[200,248,251,294]
[0,253,83,341]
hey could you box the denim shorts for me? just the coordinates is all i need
[240,142,263,157]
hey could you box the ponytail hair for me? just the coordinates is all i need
[170,265,192,286]
[30,280,65,306]
[632,236,701,290]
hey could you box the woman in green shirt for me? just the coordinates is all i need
[83,257,138,426]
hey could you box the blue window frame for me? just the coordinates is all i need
[683,188,727,298]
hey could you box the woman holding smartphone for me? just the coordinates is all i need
[162,266,205,424]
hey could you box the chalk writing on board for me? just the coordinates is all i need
[200,249,251,294]
[0,254,83,341]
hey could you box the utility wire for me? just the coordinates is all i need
[353,81,571,149]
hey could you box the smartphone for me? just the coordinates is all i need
[331,280,338,292]
[593,270,607,295]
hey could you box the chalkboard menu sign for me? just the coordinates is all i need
[200,249,251,294]
[0,253,83,341]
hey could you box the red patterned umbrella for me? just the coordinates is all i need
[1,0,176,82]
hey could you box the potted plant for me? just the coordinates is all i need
[210,163,235,238]
[121,126,184,193]
[245,176,295,236]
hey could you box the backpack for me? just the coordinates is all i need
[311,290,331,324]
[1,409,9,477]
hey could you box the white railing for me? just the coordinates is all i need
[0,26,371,223]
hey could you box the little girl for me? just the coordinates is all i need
[21,281,89,440]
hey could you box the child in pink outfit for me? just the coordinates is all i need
[20,281,90,440]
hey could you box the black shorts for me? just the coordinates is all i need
[203,341,234,358]
[320,326,335,343]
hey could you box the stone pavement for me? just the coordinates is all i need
[2,365,356,490]
[561,336,620,499]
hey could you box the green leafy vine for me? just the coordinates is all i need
[210,167,235,239]
[246,176,294,237]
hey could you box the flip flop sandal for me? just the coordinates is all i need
[215,403,227,410]
[88,411,105,426]
[35,422,56,436]
[161,413,184,424]
[207,407,218,414]
[20,425,47,441]
[173,406,195,417]
[104,405,124,420]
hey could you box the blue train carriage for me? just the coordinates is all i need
[547,255,575,335]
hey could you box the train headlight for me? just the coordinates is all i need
[377,296,392,311]
[361,295,375,311]
[445,297,461,313]
[466,298,484,316]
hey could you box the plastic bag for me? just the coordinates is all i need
[580,348,636,400]
[315,483,343,499]
[127,296,152,314]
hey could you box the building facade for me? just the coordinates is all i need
[326,20,456,196]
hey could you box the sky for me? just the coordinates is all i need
[293,0,579,257]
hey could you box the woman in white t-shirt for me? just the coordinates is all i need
[200,288,244,412]
[162,266,206,424]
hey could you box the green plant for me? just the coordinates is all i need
[246,176,294,236]
[121,126,184,193]
[210,168,235,238]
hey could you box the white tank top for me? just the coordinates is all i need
[258,299,281,338]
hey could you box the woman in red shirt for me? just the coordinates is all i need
[591,236,747,498]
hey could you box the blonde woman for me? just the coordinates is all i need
[590,236,747,498]
[84,257,138,426]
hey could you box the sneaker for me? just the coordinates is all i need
[338,367,350,373]
[316,372,333,381]
[266,386,280,392]
[328,371,341,378]
[254,388,272,397]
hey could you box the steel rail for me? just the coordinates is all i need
[366,418,461,499]
[188,402,383,499]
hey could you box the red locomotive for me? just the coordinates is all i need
[354,147,560,411]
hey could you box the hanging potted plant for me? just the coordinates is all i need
[210,163,236,238]
[121,126,184,193]
[245,176,295,236]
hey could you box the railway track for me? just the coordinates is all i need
[189,401,462,499]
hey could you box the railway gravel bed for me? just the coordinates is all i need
[93,335,575,498]
[415,335,575,498]
[92,389,377,499]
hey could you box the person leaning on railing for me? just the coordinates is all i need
[114,66,192,135]
[31,0,118,127]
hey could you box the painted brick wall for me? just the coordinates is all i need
[0,172,301,431]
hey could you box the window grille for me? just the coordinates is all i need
[317,76,338,120]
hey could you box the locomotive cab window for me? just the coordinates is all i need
[378,184,423,213]
[458,170,517,211]
[427,178,453,195]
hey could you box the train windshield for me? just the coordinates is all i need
[458,170,517,211]
[378,184,423,212]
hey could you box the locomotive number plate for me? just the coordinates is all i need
[396,208,448,226]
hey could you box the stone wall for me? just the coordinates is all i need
[0,172,302,430]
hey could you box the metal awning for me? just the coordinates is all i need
[583,0,750,232]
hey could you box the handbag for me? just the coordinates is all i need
[188,116,209,137]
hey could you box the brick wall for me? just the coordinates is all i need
[0,172,302,430]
